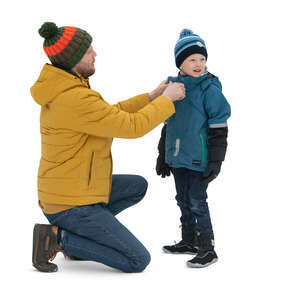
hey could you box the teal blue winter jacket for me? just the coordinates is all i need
[165,72,231,172]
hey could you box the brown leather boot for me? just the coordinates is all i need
[32,224,65,272]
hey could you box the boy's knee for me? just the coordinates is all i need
[189,197,208,212]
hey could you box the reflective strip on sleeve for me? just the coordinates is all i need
[209,123,228,128]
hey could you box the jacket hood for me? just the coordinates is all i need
[200,74,222,92]
[168,72,222,92]
[30,64,88,106]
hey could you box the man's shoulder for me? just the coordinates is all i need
[56,86,101,106]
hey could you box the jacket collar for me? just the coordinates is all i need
[176,70,209,90]
[60,67,90,88]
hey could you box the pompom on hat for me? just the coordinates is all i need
[174,29,207,68]
[38,22,92,70]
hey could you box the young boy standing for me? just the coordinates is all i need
[156,29,231,268]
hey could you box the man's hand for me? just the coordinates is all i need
[162,82,185,102]
[149,80,168,101]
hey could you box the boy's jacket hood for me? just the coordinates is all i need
[30,64,89,106]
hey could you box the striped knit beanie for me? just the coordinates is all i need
[175,29,207,68]
[38,22,93,70]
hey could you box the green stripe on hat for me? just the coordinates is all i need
[60,32,92,69]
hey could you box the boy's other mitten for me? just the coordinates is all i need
[202,161,222,184]
[202,127,228,184]
[156,124,171,178]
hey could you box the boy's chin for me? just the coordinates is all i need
[189,72,202,77]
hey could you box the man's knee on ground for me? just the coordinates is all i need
[137,175,148,194]
[128,250,151,273]
[131,176,148,203]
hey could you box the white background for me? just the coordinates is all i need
[1,0,300,299]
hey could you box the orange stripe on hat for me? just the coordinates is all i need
[43,26,76,57]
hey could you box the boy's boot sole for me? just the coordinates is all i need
[162,248,198,255]
[186,257,218,268]
[162,240,198,255]
[186,249,218,268]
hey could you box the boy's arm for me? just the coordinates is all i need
[156,123,171,178]
[203,86,231,184]
[202,127,228,184]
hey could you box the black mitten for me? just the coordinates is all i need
[202,127,228,184]
[156,124,171,178]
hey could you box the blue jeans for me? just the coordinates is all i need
[44,175,150,273]
[171,168,213,231]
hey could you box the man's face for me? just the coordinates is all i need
[180,53,207,77]
[73,45,97,78]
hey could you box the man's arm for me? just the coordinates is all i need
[114,80,168,113]
[114,93,151,113]
[54,90,175,139]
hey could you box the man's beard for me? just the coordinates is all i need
[80,66,95,78]
[77,66,96,78]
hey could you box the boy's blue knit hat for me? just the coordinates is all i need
[174,29,207,68]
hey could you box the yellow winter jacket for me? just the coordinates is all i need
[30,64,175,213]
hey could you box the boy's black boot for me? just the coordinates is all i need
[162,226,198,254]
[187,231,218,268]
[32,224,65,272]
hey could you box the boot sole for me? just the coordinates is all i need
[186,258,218,268]
[32,224,58,273]
[162,248,198,255]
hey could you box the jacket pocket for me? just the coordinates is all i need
[94,151,111,179]
[88,152,95,186]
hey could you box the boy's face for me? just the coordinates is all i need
[180,53,207,77]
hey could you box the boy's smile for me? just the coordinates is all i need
[193,68,202,75]
[180,53,207,77]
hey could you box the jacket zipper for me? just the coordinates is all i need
[200,134,205,161]
[88,152,94,186]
